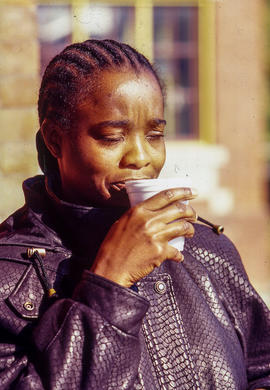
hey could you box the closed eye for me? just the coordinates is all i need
[100,135,125,144]
[146,132,165,141]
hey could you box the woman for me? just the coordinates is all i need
[0,39,269,389]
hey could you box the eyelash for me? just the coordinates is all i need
[146,133,164,141]
[100,133,164,145]
[100,136,124,144]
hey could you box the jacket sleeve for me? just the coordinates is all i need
[34,272,149,390]
[1,271,149,390]
[206,233,270,390]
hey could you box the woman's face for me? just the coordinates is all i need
[56,69,166,207]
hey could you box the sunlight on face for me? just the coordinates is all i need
[57,70,166,207]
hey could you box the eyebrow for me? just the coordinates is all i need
[91,118,167,132]
[91,120,130,131]
[148,119,167,127]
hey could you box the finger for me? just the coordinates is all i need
[152,202,197,225]
[155,220,195,242]
[141,187,198,212]
[166,244,184,262]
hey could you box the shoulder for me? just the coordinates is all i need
[185,223,247,281]
[0,243,71,325]
[186,223,242,263]
[184,224,262,318]
[0,197,65,253]
[0,206,70,311]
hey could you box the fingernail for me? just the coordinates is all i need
[178,252,184,262]
[184,187,198,197]
[191,188,198,196]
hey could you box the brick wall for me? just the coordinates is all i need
[215,0,270,304]
[0,3,40,220]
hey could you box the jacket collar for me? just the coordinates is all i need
[23,175,127,258]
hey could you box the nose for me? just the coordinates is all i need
[120,136,151,169]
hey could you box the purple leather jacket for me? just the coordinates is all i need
[0,175,269,390]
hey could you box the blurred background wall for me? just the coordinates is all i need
[0,0,269,306]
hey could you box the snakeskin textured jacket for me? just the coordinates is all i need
[0,175,269,390]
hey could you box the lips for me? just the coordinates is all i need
[110,178,151,192]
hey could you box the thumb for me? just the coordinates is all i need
[166,244,184,263]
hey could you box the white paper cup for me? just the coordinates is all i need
[125,177,192,251]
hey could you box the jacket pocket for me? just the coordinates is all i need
[6,264,45,319]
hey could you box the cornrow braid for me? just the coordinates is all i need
[38,39,164,129]
[37,39,164,175]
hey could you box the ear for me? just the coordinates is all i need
[40,119,62,159]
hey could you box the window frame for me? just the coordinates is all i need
[8,0,216,143]
[71,0,216,143]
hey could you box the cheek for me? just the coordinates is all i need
[152,143,166,172]
[77,145,123,176]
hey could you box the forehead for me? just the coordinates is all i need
[79,68,163,103]
[75,69,164,122]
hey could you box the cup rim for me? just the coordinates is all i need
[125,177,192,192]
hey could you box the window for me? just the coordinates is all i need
[37,5,72,76]
[154,6,198,139]
[77,5,135,45]
[37,2,211,141]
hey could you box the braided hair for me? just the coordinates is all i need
[37,39,164,175]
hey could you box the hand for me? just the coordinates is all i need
[90,187,197,287]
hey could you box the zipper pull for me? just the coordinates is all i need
[197,216,224,235]
[27,247,46,258]
[27,248,57,298]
